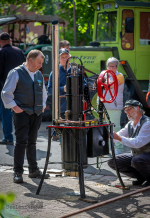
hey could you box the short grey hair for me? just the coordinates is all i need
[134,106,145,115]
[106,57,120,68]
[139,108,145,115]
[26,49,45,62]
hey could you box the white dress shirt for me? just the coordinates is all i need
[117,117,150,149]
[1,63,47,109]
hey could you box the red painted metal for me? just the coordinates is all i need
[47,123,113,129]
[97,70,118,103]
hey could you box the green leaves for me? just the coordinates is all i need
[0,192,15,212]
[0,0,96,45]
[58,0,98,45]
[0,0,57,16]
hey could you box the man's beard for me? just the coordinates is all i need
[127,111,137,121]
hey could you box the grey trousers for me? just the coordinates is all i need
[108,153,150,182]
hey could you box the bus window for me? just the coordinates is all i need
[140,12,150,45]
[121,10,134,50]
[96,11,117,41]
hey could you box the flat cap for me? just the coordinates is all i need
[0,32,10,40]
[59,48,69,56]
[124,100,143,109]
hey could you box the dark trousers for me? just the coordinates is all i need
[108,153,150,182]
[0,97,13,141]
[13,111,42,174]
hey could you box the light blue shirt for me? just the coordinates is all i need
[117,117,150,149]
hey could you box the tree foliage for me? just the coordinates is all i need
[58,0,98,46]
[0,0,58,16]
[0,0,97,46]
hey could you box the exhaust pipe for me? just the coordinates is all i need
[52,20,59,122]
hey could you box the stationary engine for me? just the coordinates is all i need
[51,22,118,171]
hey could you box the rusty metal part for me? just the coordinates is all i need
[84,67,99,77]
[54,119,99,126]
[65,110,71,120]
[58,186,150,218]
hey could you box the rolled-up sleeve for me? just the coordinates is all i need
[1,69,18,108]
[121,121,150,148]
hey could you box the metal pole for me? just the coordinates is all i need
[52,20,60,122]
[110,125,125,188]
[58,186,150,218]
[36,128,51,195]
[44,24,47,35]
[78,129,85,198]
[24,24,27,51]
[73,1,77,46]
[63,23,65,40]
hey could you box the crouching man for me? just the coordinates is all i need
[108,100,150,187]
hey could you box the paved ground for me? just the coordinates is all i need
[0,121,150,218]
[1,167,150,218]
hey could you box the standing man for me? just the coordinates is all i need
[1,49,49,183]
[108,100,150,187]
[0,32,26,145]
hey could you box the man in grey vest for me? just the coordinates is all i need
[108,100,150,187]
[1,49,49,183]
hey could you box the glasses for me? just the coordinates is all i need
[108,65,117,69]
[60,56,69,60]
[124,106,134,113]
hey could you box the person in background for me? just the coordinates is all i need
[108,100,150,187]
[48,48,71,141]
[97,57,124,154]
[1,49,49,183]
[0,32,26,145]
[59,40,70,51]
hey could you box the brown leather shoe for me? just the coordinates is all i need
[29,168,50,179]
